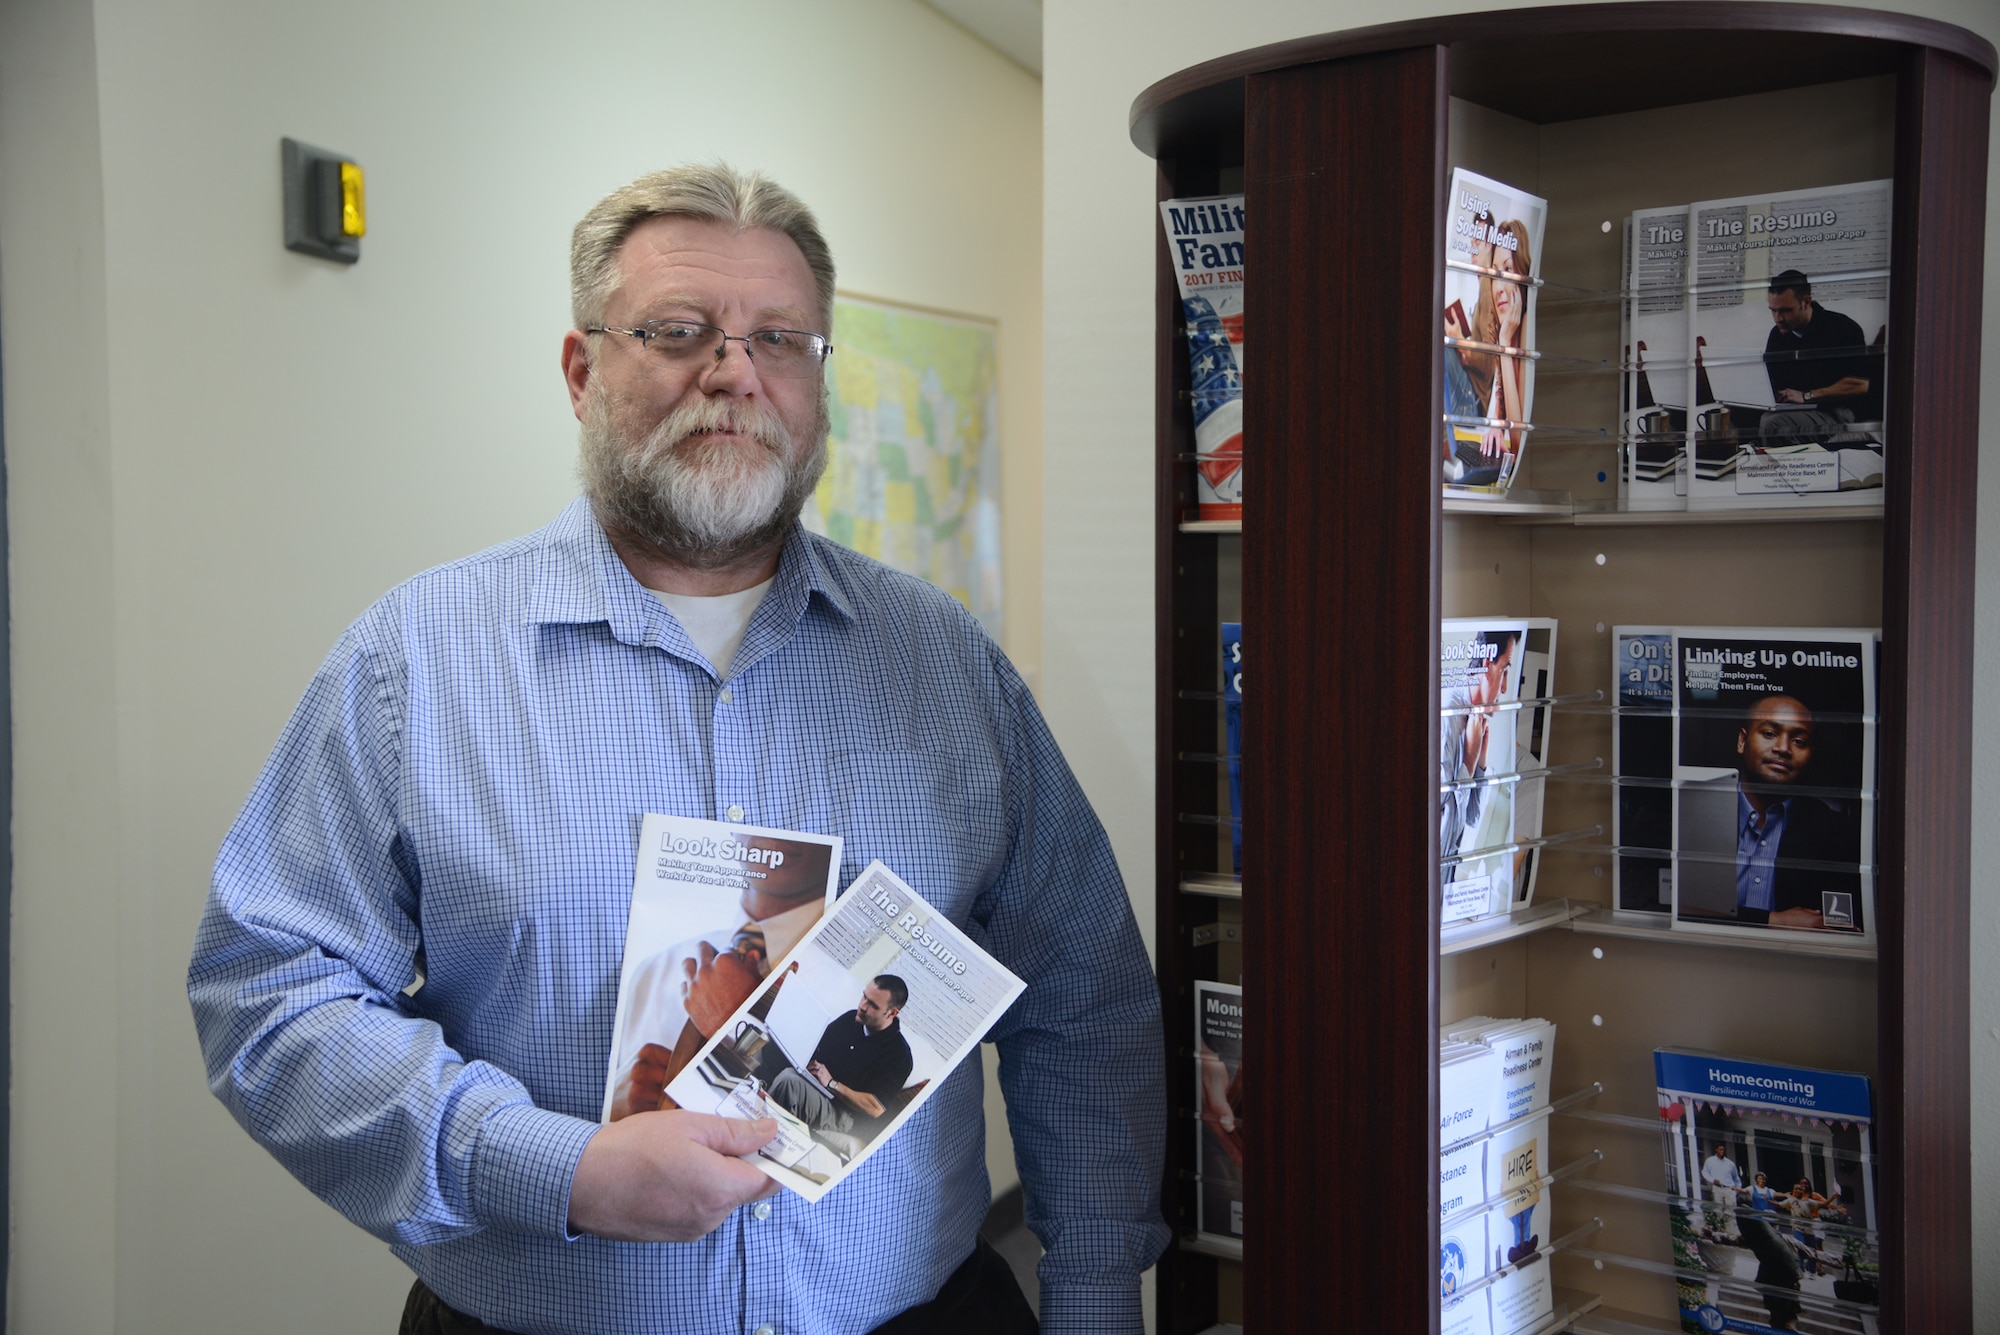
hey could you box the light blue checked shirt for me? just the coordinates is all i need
[190,498,1167,1335]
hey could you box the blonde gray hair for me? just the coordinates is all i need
[569,163,836,332]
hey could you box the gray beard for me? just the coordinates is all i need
[578,380,829,572]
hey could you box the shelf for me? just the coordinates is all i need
[1521,1291,1610,1335]
[1180,873,1242,899]
[1442,898,1588,956]
[1179,1232,1242,1263]
[1566,1303,1691,1335]
[1444,489,1573,518]
[1507,500,1884,527]
[1190,499,1887,529]
[1567,908,1876,962]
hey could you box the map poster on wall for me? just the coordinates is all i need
[807,293,1004,642]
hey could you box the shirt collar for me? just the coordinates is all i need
[1738,786,1789,832]
[753,898,825,968]
[522,499,858,655]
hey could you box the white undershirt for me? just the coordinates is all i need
[648,577,774,679]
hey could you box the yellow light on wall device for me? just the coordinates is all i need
[281,137,364,264]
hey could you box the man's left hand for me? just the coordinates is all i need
[608,1042,678,1122]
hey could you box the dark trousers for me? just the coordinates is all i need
[400,1235,1038,1335]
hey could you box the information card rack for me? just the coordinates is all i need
[1135,6,1992,1333]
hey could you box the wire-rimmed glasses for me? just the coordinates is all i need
[587,319,833,378]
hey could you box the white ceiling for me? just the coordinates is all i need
[922,0,1042,76]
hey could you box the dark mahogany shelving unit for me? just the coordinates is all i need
[1136,6,1992,1333]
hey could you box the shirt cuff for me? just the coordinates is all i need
[1038,1284,1144,1335]
[469,1102,602,1240]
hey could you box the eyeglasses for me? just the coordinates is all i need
[586,319,832,379]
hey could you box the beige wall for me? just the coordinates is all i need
[0,1,1039,1328]
[1041,0,2000,1327]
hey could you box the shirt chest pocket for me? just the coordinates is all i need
[828,749,1007,916]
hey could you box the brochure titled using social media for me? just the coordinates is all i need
[664,860,1024,1202]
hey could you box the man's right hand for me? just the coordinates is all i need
[568,1110,782,1242]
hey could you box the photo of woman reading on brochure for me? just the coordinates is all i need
[1444,218,1535,488]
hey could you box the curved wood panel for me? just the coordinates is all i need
[1876,41,1988,1331]
[1132,2,1996,155]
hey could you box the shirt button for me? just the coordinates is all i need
[753,1201,772,1220]
[726,804,745,822]
[720,688,734,704]
[754,1327,775,1335]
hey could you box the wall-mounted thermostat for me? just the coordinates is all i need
[282,138,365,264]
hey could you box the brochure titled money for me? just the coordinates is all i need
[602,814,842,1124]
[664,860,1026,1202]
[1194,979,1244,1244]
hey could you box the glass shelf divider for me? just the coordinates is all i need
[1560,1175,1879,1246]
[1563,909,1877,962]
[1565,1245,1883,1321]
[1442,1082,1604,1158]
[1441,1150,1606,1232]
[1449,1217,1605,1306]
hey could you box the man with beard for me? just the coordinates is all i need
[189,165,1164,1335]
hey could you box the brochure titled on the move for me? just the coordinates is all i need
[602,814,842,1124]
[664,860,1026,1202]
